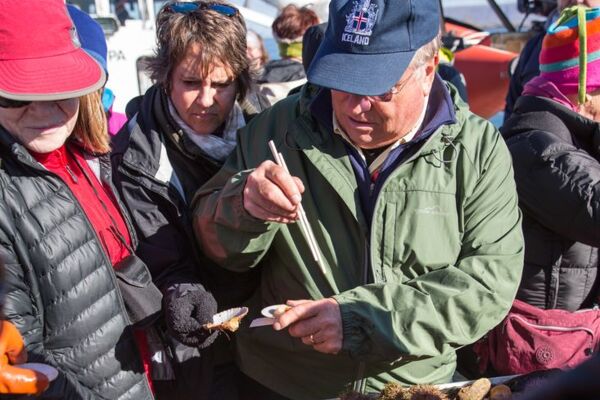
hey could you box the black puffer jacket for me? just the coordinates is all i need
[111,85,265,398]
[501,95,600,311]
[0,128,153,399]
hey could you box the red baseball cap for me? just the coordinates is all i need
[0,0,106,101]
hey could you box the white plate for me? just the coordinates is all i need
[19,362,59,382]
[435,374,520,390]
[261,304,290,318]
[210,307,248,325]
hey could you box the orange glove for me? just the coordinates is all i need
[0,320,49,395]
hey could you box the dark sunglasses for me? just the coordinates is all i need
[0,96,32,109]
[164,1,238,17]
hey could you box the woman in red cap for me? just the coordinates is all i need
[0,0,154,398]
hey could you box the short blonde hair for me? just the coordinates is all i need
[73,90,109,154]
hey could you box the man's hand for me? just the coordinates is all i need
[0,320,49,395]
[273,299,343,355]
[243,160,305,223]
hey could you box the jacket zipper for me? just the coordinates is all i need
[352,126,456,392]
[509,314,596,336]
[28,164,153,396]
[353,239,370,393]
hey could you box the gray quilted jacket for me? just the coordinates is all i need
[0,127,153,400]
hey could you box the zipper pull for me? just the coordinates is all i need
[65,165,78,183]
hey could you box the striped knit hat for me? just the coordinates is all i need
[539,6,600,104]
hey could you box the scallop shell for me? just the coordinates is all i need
[202,307,248,332]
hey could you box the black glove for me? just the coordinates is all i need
[164,283,218,348]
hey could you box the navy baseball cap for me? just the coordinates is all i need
[307,0,441,96]
[67,5,108,72]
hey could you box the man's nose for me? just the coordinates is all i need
[347,94,372,113]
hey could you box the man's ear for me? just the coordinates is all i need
[421,54,439,96]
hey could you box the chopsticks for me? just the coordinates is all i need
[268,140,327,276]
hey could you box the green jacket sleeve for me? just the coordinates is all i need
[333,128,524,363]
[192,133,281,272]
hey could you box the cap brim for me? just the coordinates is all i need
[307,44,416,96]
[0,48,106,101]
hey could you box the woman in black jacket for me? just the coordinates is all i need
[491,5,600,376]
[502,6,600,313]
[0,1,155,398]
[111,1,267,399]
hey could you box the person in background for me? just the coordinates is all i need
[247,29,269,78]
[0,0,154,398]
[285,22,326,98]
[102,87,128,134]
[258,4,319,104]
[111,1,267,398]
[483,5,600,375]
[504,0,600,121]
[115,0,131,25]
[67,4,128,135]
[437,47,469,103]
[193,0,524,398]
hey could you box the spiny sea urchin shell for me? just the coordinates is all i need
[378,382,404,400]
[402,384,449,400]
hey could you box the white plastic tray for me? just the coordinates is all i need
[435,374,520,390]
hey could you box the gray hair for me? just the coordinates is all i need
[408,32,442,70]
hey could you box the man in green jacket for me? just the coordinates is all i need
[193,0,524,398]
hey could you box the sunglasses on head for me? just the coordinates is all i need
[164,1,238,17]
[0,97,32,109]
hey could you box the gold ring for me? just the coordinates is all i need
[309,334,315,345]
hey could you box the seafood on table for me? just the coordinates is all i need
[339,369,562,400]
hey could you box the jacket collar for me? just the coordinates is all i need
[0,124,42,169]
[116,85,210,174]
[0,124,110,173]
